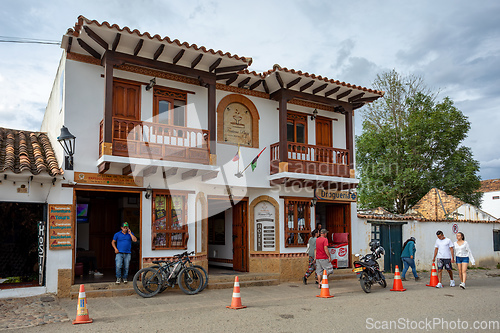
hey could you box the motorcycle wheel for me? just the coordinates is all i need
[360,272,372,293]
[378,278,387,288]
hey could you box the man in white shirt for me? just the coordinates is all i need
[432,230,455,288]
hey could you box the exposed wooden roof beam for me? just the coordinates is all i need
[226,74,238,85]
[262,80,270,94]
[238,77,251,88]
[153,44,165,60]
[83,26,108,50]
[66,36,72,53]
[202,171,219,181]
[182,169,198,180]
[275,72,284,88]
[172,49,185,64]
[312,83,328,95]
[324,87,340,97]
[215,64,248,74]
[111,33,121,51]
[287,77,301,89]
[348,92,365,102]
[191,54,203,68]
[356,96,380,103]
[209,58,222,72]
[270,88,351,109]
[216,73,237,81]
[300,80,315,92]
[77,38,101,59]
[249,79,263,90]
[122,165,133,175]
[336,89,352,100]
[133,39,144,56]
[163,167,178,179]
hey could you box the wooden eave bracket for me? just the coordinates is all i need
[98,162,110,174]
[202,171,219,182]
[182,169,198,180]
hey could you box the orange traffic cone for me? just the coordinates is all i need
[72,284,93,325]
[390,265,406,291]
[316,270,334,298]
[226,276,246,309]
[426,263,439,287]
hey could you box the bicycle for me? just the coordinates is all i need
[133,253,204,298]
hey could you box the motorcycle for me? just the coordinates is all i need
[352,240,386,293]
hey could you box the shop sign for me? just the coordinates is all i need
[314,189,357,202]
[254,201,276,251]
[48,204,74,249]
[75,172,143,187]
[37,220,46,285]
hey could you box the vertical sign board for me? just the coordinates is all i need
[37,220,46,286]
[254,201,276,251]
[48,204,74,249]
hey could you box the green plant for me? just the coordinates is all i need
[496,263,500,269]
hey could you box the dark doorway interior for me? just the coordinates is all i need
[75,191,140,283]
[0,202,45,288]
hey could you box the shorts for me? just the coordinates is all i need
[316,259,334,276]
[456,256,469,264]
[437,258,452,270]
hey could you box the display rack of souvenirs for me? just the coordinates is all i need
[154,217,167,230]
[154,233,167,247]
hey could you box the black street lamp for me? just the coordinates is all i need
[57,126,76,170]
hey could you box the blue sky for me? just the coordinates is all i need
[0,0,499,180]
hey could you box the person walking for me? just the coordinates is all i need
[454,232,475,289]
[432,230,455,288]
[112,222,137,284]
[315,229,334,288]
[303,230,318,285]
[401,237,420,281]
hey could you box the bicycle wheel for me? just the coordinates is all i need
[149,265,170,293]
[133,268,161,298]
[177,267,203,295]
[191,265,209,291]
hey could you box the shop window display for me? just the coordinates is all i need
[152,192,188,249]
[284,199,311,247]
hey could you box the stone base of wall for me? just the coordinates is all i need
[57,269,72,298]
[250,255,308,282]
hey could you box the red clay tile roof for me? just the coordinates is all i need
[69,16,252,65]
[263,64,384,96]
[479,179,500,192]
[0,128,63,177]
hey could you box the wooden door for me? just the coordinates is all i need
[232,201,248,272]
[89,198,119,270]
[315,117,332,163]
[380,224,403,273]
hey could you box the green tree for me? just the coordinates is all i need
[356,70,481,214]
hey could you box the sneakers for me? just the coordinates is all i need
[123,278,128,284]
[460,282,465,289]
[450,280,455,287]
[116,278,121,284]
[302,276,307,285]
[401,277,407,281]
[415,277,420,281]
[435,282,443,288]
[94,271,103,276]
[89,271,94,275]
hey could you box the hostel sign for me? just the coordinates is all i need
[48,204,74,249]
[254,201,276,251]
[314,189,357,202]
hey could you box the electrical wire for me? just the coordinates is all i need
[0,35,60,45]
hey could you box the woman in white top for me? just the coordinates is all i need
[454,232,475,289]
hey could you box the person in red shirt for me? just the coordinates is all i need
[315,229,334,287]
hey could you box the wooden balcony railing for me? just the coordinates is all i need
[270,142,350,177]
[100,117,210,164]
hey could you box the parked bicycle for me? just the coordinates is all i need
[133,251,207,298]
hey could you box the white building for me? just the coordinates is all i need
[480,179,500,219]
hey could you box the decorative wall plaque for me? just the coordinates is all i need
[223,102,252,146]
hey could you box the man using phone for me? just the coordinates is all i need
[112,222,137,284]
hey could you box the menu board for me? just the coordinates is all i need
[48,204,74,249]
[254,201,276,251]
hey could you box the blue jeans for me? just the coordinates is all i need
[115,253,131,279]
[401,257,418,279]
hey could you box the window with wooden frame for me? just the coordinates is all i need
[284,198,311,247]
[153,87,187,127]
[152,191,188,249]
[287,112,307,144]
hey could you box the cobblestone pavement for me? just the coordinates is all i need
[0,294,69,330]
[0,267,498,331]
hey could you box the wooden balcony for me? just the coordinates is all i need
[99,118,210,164]
[270,142,350,178]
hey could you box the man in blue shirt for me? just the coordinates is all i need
[112,222,137,284]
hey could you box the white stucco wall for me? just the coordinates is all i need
[481,191,500,219]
